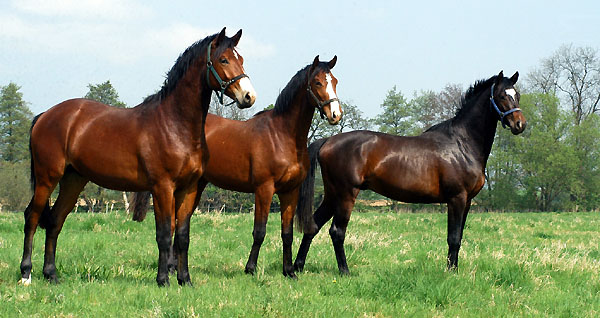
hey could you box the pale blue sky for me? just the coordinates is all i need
[1,0,599,118]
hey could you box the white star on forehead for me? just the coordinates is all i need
[505,88,516,100]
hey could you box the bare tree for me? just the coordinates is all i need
[209,94,251,120]
[527,45,600,125]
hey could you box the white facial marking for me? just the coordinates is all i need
[505,88,516,100]
[19,275,31,286]
[234,77,256,102]
[325,73,341,119]
[233,49,239,60]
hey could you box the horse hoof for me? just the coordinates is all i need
[18,276,32,286]
[244,265,256,275]
[293,262,304,273]
[284,271,298,280]
[157,278,170,287]
[339,268,350,276]
[177,279,193,287]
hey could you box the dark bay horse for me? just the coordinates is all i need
[20,28,256,287]
[131,56,342,278]
[294,71,526,274]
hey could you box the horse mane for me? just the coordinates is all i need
[270,62,331,115]
[425,75,497,133]
[143,32,237,103]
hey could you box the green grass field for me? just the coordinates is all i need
[1,211,599,317]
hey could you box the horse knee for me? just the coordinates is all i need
[281,231,293,246]
[329,224,346,243]
[252,228,266,245]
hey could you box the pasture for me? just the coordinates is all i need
[1,211,599,317]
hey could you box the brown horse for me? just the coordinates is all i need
[20,28,256,287]
[294,71,526,274]
[131,56,341,278]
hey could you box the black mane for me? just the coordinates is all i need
[425,76,497,133]
[143,32,237,103]
[270,62,331,115]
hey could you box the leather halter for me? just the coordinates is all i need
[206,44,249,106]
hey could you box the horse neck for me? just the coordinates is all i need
[274,88,315,146]
[157,63,212,140]
[453,90,499,164]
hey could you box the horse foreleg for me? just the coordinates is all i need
[245,184,274,275]
[42,171,88,283]
[173,185,199,286]
[277,190,299,278]
[446,194,468,270]
[293,198,335,273]
[152,185,175,287]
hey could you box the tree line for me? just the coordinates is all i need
[1,44,598,213]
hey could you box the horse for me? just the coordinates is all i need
[293,71,526,275]
[130,55,342,278]
[19,27,257,287]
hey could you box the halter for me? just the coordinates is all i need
[206,44,249,106]
[490,83,521,129]
[307,80,339,119]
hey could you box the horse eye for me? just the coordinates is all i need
[220,58,229,64]
[315,81,323,87]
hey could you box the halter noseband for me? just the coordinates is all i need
[307,80,339,119]
[490,83,521,129]
[206,44,249,106]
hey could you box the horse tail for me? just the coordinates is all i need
[295,138,329,234]
[25,113,52,229]
[130,192,152,222]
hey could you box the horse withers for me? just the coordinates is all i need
[294,71,526,274]
[20,28,256,287]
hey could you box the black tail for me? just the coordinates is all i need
[130,192,151,222]
[295,138,329,233]
[25,113,53,229]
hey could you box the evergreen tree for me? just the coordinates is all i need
[373,86,414,136]
[0,83,33,162]
[84,80,127,108]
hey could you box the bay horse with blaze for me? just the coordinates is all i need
[131,56,342,278]
[20,28,256,286]
[294,71,526,274]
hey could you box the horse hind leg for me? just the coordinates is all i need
[293,197,335,273]
[42,169,88,283]
[20,178,59,285]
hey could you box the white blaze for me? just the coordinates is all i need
[325,73,341,119]
[234,77,256,102]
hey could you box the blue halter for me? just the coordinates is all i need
[490,83,521,129]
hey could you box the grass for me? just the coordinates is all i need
[1,211,599,317]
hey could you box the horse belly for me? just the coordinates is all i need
[369,160,442,203]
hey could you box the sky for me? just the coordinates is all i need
[1,0,599,118]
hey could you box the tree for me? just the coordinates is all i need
[0,83,33,162]
[409,84,461,133]
[209,94,251,120]
[527,45,600,125]
[373,86,414,135]
[84,80,127,108]
[308,100,371,143]
[515,93,580,211]
[80,80,127,212]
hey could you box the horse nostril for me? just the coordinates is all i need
[332,113,337,119]
[516,121,522,130]
[244,92,251,102]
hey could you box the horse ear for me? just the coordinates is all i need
[495,70,504,85]
[214,27,227,46]
[309,55,320,73]
[231,29,242,46]
[328,55,337,69]
[510,71,519,84]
